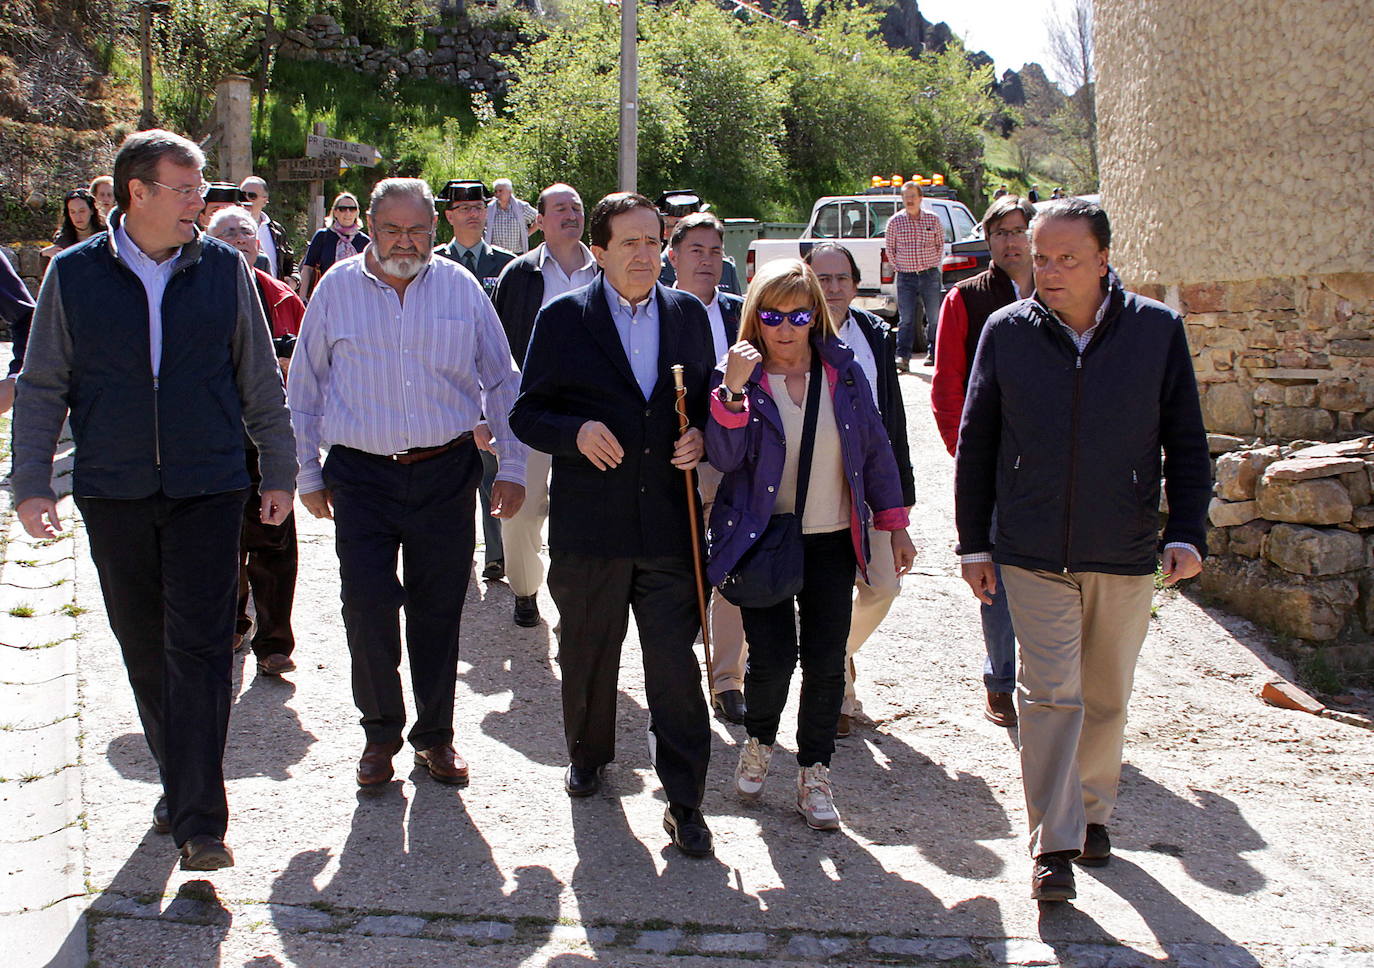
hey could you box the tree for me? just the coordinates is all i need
[1045,0,1096,187]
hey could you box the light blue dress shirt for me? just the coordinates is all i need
[605,283,660,400]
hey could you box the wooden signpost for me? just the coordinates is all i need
[305,134,382,168]
[276,157,347,181]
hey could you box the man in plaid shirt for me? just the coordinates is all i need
[485,178,538,254]
[884,181,946,368]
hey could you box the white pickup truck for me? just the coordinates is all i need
[745,189,989,319]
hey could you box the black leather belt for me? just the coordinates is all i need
[387,432,474,464]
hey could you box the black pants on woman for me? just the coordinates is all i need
[740,528,856,767]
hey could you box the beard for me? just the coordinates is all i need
[377,249,430,279]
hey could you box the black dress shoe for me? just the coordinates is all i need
[482,559,505,581]
[153,796,171,835]
[514,595,540,628]
[664,805,713,857]
[564,764,601,797]
[1031,850,1078,901]
[1078,823,1111,867]
[180,835,235,871]
[712,689,746,724]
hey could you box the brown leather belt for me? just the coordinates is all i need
[387,432,474,465]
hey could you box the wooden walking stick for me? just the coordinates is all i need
[672,364,715,688]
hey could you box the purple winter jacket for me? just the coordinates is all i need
[705,335,911,587]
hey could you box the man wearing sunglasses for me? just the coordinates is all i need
[240,175,295,282]
[12,129,297,872]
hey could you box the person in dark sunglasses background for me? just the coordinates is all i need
[705,257,915,832]
[299,192,369,301]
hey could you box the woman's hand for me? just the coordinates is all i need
[891,529,916,576]
[722,340,762,394]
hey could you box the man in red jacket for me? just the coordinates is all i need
[208,206,302,677]
[930,195,1035,728]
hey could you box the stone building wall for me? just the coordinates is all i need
[1095,0,1374,654]
[1096,0,1374,447]
[273,14,520,95]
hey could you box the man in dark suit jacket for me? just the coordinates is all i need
[803,242,916,737]
[510,192,717,858]
[667,212,750,725]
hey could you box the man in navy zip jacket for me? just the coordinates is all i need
[954,198,1210,902]
[12,130,296,872]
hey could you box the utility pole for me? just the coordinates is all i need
[617,0,637,193]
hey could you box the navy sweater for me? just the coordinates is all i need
[954,274,1211,576]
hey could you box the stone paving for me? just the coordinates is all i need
[5,379,1374,967]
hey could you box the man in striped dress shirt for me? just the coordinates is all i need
[289,178,529,788]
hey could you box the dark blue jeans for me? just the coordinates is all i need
[324,442,480,750]
[78,488,248,846]
[477,448,503,565]
[982,563,1017,693]
[740,529,856,767]
[896,267,943,357]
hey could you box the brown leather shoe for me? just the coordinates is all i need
[985,690,1018,727]
[415,744,470,785]
[835,713,853,738]
[257,653,297,677]
[357,739,404,787]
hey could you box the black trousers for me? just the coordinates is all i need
[741,529,856,767]
[324,442,479,750]
[77,488,247,846]
[236,442,297,658]
[547,552,710,809]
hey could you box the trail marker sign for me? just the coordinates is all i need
[305,134,381,167]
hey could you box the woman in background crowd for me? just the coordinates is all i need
[299,191,368,301]
[41,189,105,263]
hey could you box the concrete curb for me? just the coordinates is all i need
[0,438,86,968]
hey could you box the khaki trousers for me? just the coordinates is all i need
[700,466,748,694]
[1000,565,1154,857]
[501,449,551,597]
[842,526,901,717]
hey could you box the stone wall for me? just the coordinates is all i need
[1201,437,1374,669]
[1,244,44,302]
[273,14,520,94]
[1130,274,1374,444]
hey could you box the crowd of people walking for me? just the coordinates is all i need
[4,127,1210,905]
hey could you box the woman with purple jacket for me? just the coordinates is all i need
[706,258,915,830]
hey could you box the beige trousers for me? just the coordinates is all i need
[501,449,551,597]
[841,526,901,717]
[1000,565,1154,857]
[700,465,749,694]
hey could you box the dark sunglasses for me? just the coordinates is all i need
[334,204,359,211]
[243,191,260,200]
[757,308,814,328]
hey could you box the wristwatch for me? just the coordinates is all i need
[716,384,746,403]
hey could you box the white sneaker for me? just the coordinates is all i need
[734,737,773,802]
[796,764,840,830]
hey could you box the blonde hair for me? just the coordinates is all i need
[738,258,838,354]
[328,192,363,228]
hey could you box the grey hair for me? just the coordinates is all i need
[206,205,255,236]
[239,175,268,193]
[113,129,205,210]
[368,177,435,219]
[1030,197,1112,251]
[493,177,513,191]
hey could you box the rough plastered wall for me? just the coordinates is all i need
[1096,0,1374,445]
[1095,0,1374,286]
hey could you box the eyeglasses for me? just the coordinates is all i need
[150,180,211,199]
[448,203,486,214]
[243,191,260,200]
[213,227,257,239]
[757,308,814,328]
[334,204,358,212]
[990,227,1028,240]
[376,227,433,243]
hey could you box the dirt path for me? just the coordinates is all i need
[55,374,1374,966]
